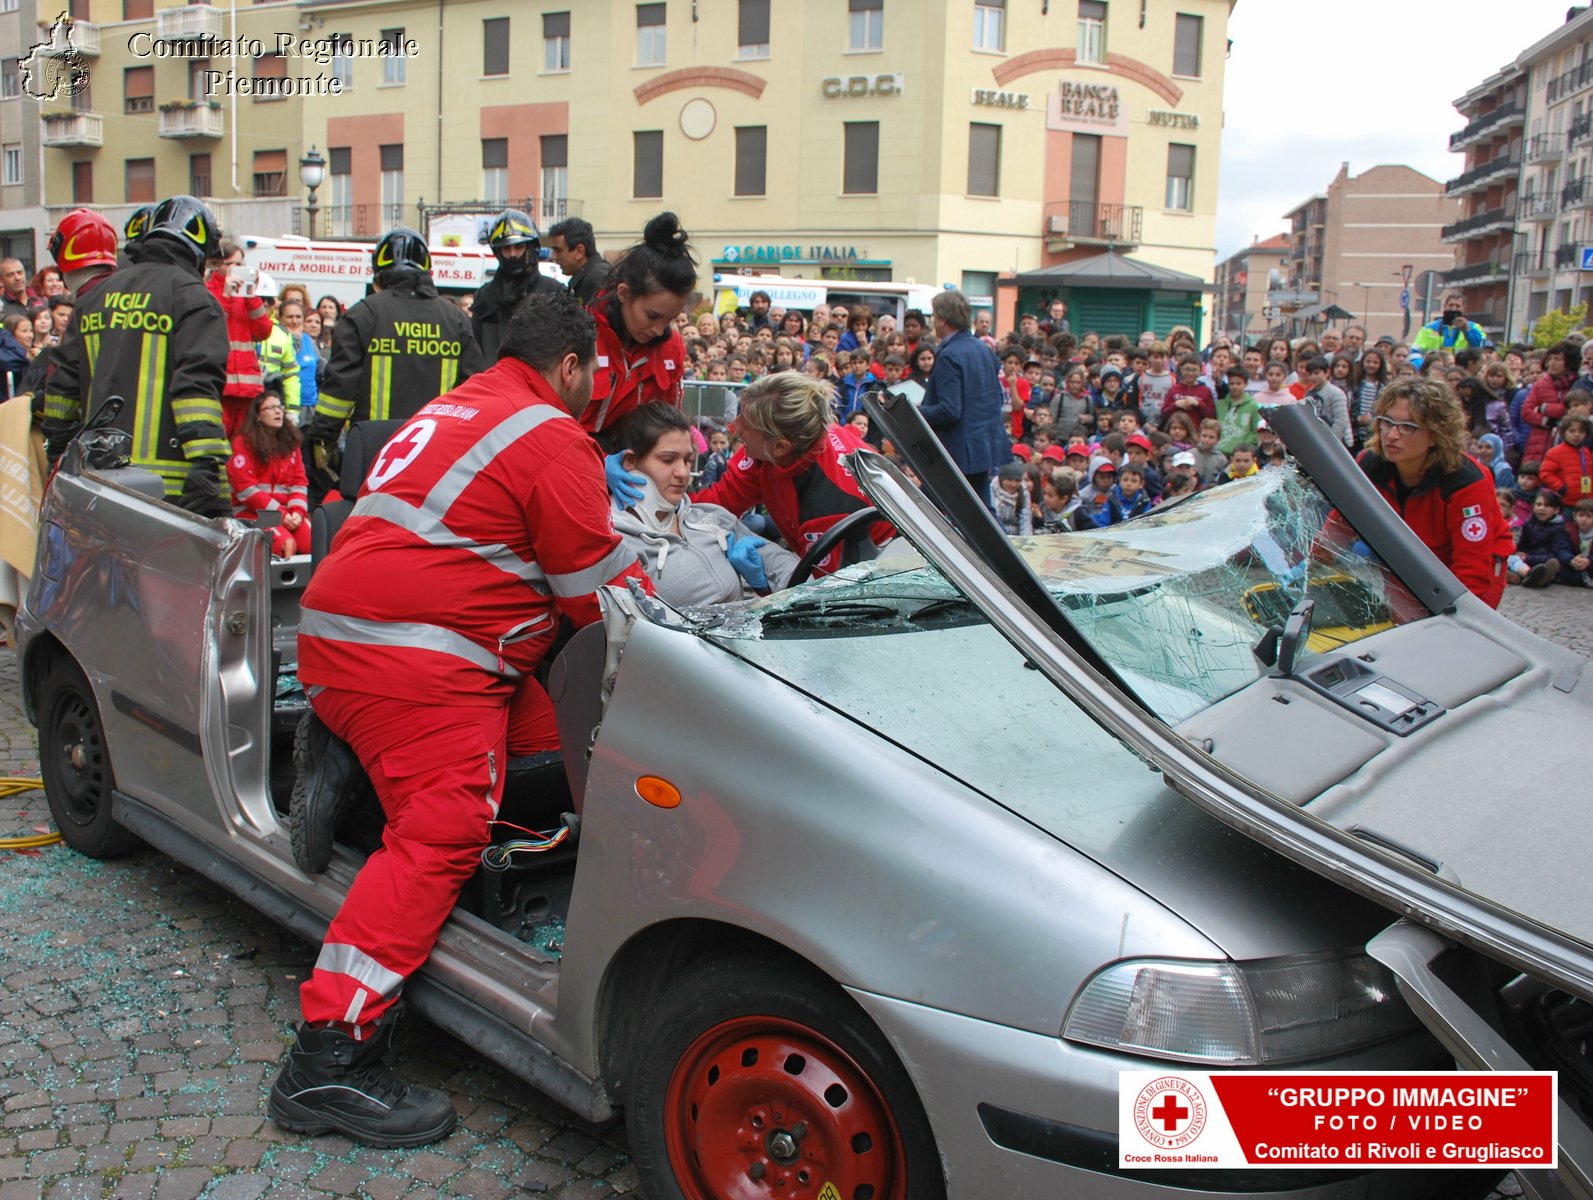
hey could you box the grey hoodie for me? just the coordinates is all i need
[612,496,799,609]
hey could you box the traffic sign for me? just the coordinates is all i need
[1581,246,1593,271]
[1261,305,1279,319]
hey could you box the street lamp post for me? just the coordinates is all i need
[299,146,326,239]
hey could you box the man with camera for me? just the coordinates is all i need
[1411,291,1485,366]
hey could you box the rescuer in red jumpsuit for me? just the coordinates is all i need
[268,289,651,1148]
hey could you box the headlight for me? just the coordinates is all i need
[1062,952,1420,1065]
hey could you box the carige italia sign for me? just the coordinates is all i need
[1046,79,1130,136]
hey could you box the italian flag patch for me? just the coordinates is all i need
[1461,505,1482,518]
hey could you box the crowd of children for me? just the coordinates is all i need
[672,299,1592,587]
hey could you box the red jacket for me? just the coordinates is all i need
[1541,437,1593,507]
[693,422,893,575]
[1356,450,1513,608]
[583,292,685,435]
[204,274,275,402]
[298,356,651,706]
[1522,372,1572,463]
[227,435,309,518]
[1161,381,1215,426]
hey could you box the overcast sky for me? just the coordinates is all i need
[1216,0,1580,259]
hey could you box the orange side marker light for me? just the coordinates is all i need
[635,775,682,808]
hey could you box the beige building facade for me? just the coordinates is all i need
[6,0,1229,306]
[1213,230,1287,338]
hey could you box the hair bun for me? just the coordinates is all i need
[643,211,690,255]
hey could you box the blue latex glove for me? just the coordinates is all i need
[726,531,770,590]
[1349,538,1375,560]
[604,452,646,507]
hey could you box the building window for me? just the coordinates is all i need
[843,120,879,194]
[973,0,1004,52]
[124,65,154,114]
[253,149,286,197]
[72,160,92,204]
[123,0,152,16]
[543,12,570,72]
[380,143,404,221]
[636,4,666,67]
[253,53,287,101]
[483,17,509,76]
[382,29,406,85]
[1166,142,1195,211]
[329,147,351,237]
[190,59,210,102]
[968,122,1001,196]
[2,145,20,187]
[125,158,156,204]
[738,0,769,58]
[329,35,353,89]
[961,270,997,312]
[735,125,766,196]
[482,138,508,204]
[1078,0,1106,65]
[848,0,883,52]
[1,59,18,101]
[189,152,210,197]
[0,0,17,12]
[1173,13,1202,78]
[541,134,568,221]
[633,130,663,198]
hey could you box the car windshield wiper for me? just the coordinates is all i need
[757,599,904,627]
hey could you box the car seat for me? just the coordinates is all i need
[309,420,405,565]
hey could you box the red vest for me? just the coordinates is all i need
[298,357,649,705]
[227,435,309,517]
[583,297,685,435]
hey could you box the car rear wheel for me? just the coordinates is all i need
[625,959,945,1200]
[38,657,138,858]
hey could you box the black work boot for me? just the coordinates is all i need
[289,711,363,874]
[268,1011,457,1147]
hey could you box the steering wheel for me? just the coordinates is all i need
[787,506,882,587]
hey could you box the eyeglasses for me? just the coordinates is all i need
[1373,415,1423,436]
[258,402,285,412]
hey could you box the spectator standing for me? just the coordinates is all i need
[204,238,277,437]
[0,257,39,323]
[1411,292,1485,365]
[1522,345,1576,464]
[546,217,611,307]
[279,299,320,420]
[918,289,1008,500]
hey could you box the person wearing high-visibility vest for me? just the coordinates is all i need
[305,227,482,464]
[270,288,650,1148]
[41,194,231,513]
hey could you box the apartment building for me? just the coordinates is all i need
[2,0,1230,311]
[1213,231,1289,338]
[1443,63,1526,335]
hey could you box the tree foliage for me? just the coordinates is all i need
[1530,303,1593,348]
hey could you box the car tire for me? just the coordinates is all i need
[37,656,139,859]
[624,958,946,1200]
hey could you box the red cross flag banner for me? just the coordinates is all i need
[1119,1071,1556,1169]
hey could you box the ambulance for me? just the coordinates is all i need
[239,235,566,309]
[712,272,944,325]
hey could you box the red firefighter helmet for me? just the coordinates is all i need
[49,208,119,274]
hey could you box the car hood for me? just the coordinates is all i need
[844,403,1593,1003]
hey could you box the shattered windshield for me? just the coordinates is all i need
[709,467,1423,724]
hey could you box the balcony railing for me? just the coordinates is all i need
[1574,114,1593,147]
[1514,250,1552,277]
[40,111,102,148]
[1440,204,1515,242]
[1556,243,1582,270]
[1042,200,1145,248]
[158,102,223,139]
[1520,191,1555,219]
[155,4,222,44]
[1564,178,1593,209]
[1445,156,1521,195]
[36,18,99,56]
[322,204,411,240]
[1526,133,1564,163]
[1449,101,1524,150]
[1548,60,1593,104]
[1443,259,1506,287]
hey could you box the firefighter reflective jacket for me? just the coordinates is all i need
[41,237,229,497]
[315,270,482,427]
[297,355,652,707]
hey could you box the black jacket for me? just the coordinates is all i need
[565,256,610,307]
[40,238,229,496]
[314,270,482,429]
[471,267,565,364]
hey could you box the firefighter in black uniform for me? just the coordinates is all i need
[42,194,231,514]
[471,208,565,364]
[306,227,482,460]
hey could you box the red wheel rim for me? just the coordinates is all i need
[663,1014,909,1200]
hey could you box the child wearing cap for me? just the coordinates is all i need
[1123,433,1163,500]
[1079,455,1118,509]
[1168,449,1200,492]
[1093,464,1154,527]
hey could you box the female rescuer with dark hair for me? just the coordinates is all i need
[583,212,697,442]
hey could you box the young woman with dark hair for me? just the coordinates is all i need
[227,386,311,557]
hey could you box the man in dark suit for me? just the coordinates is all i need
[917,289,1009,504]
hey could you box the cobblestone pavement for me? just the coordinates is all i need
[1,587,1585,1199]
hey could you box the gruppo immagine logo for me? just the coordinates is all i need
[1132,1075,1209,1150]
[21,13,92,102]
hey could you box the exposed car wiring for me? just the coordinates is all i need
[480,820,571,872]
[0,778,61,849]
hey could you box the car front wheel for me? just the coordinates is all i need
[38,657,139,858]
[625,959,945,1200]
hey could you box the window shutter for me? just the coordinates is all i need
[482,138,507,169]
[968,123,1000,196]
[484,18,509,75]
[843,121,879,194]
[329,147,351,175]
[544,11,570,37]
[637,3,666,26]
[735,126,766,196]
[124,65,153,98]
[380,144,403,172]
[634,131,663,197]
[739,0,770,45]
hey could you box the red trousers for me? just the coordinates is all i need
[298,675,558,1027]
